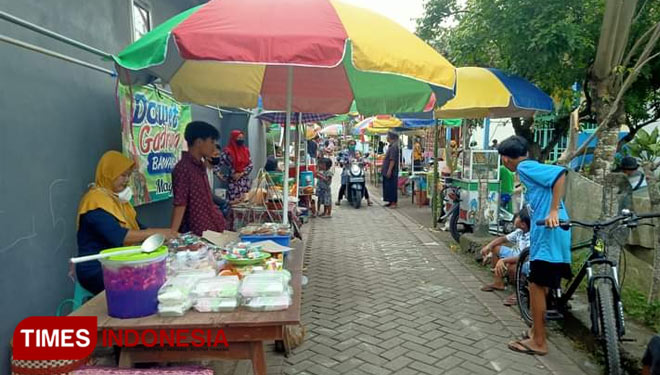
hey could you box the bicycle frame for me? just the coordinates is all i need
[555,227,625,337]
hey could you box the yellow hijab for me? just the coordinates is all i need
[77,151,139,230]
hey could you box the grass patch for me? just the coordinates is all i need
[621,288,660,331]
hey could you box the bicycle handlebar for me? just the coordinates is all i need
[535,211,660,229]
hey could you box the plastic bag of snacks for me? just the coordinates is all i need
[158,299,193,317]
[193,298,239,312]
[191,276,240,299]
[239,271,291,298]
[243,294,292,311]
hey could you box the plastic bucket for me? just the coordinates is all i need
[100,246,168,319]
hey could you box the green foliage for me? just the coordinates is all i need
[417,0,603,107]
[622,287,660,331]
[627,128,660,162]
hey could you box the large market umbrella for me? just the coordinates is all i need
[113,0,457,224]
[319,124,343,136]
[353,115,402,135]
[257,112,335,124]
[435,67,553,119]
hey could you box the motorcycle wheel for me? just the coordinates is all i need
[352,190,362,209]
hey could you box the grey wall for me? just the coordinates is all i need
[0,1,217,372]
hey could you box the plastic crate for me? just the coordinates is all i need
[240,234,291,247]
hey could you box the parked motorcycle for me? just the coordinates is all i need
[345,160,366,209]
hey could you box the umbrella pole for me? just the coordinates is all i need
[295,114,301,199]
[282,66,293,225]
[432,119,440,228]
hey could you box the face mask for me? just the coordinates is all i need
[209,156,220,166]
[348,145,356,151]
[236,139,245,146]
[116,186,133,203]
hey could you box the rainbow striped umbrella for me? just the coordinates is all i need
[112,0,456,116]
[436,67,553,119]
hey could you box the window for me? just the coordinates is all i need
[132,1,151,41]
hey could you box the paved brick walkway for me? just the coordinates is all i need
[216,175,591,375]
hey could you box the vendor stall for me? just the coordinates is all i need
[71,233,304,375]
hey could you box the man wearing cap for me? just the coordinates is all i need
[619,156,647,191]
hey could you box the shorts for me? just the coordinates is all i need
[499,246,520,259]
[527,260,572,289]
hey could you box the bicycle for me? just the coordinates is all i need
[438,179,516,242]
[515,209,660,375]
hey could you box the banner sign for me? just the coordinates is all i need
[119,84,191,205]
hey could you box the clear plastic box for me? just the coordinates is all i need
[239,271,290,298]
[191,276,240,298]
[158,275,199,304]
[193,298,239,312]
[243,295,292,311]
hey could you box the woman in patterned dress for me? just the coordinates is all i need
[219,130,253,203]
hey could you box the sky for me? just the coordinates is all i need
[341,0,426,33]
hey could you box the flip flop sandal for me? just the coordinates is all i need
[480,284,505,292]
[507,340,547,356]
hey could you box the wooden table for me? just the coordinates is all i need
[71,240,304,374]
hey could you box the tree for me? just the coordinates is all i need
[627,128,660,303]
[417,0,660,166]
[417,0,602,159]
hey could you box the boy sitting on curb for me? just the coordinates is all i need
[480,208,531,306]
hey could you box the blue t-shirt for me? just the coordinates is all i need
[518,160,571,264]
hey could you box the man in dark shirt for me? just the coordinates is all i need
[643,335,660,375]
[171,121,225,235]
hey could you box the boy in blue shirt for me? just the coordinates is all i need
[498,136,571,356]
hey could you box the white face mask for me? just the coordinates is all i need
[116,186,133,203]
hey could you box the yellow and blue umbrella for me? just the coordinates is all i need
[435,67,553,119]
[353,115,402,135]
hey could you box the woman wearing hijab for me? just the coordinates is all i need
[76,151,175,294]
[220,130,253,203]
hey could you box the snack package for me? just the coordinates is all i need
[191,276,240,298]
[243,295,292,311]
[239,271,290,298]
[157,275,199,304]
[158,299,193,317]
[193,298,239,312]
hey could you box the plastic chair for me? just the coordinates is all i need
[56,282,93,316]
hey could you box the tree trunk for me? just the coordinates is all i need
[642,161,660,302]
[588,75,625,185]
[475,176,489,236]
[557,109,579,166]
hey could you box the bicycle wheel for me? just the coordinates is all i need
[449,208,462,242]
[595,280,622,375]
[515,248,533,326]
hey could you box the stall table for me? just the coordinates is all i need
[71,240,304,375]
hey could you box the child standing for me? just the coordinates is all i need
[480,208,531,306]
[316,158,333,218]
[498,136,571,356]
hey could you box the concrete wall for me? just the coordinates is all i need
[0,1,220,372]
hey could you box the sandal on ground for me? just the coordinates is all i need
[480,284,505,292]
[335,201,341,206]
[320,215,332,219]
[367,201,373,206]
[503,295,517,306]
[507,340,546,356]
[388,204,397,209]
